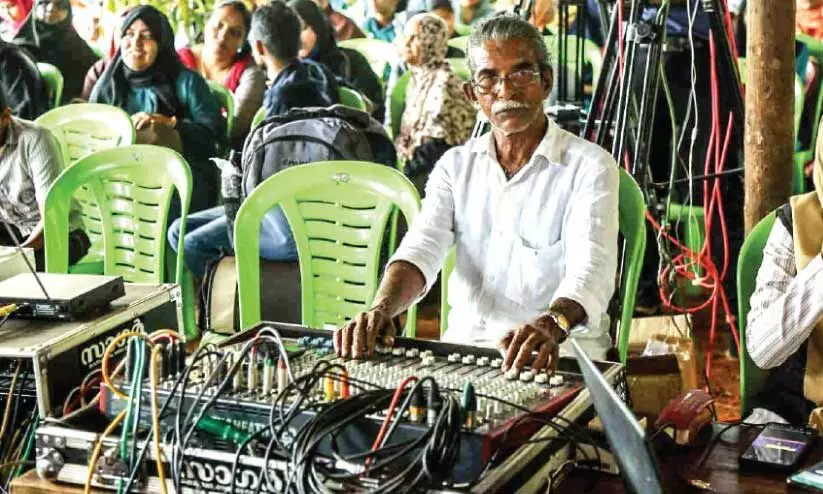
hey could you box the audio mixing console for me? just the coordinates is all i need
[39,323,624,492]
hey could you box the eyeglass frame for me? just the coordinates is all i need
[469,68,546,95]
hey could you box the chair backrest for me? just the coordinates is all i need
[439,167,646,355]
[616,167,647,363]
[389,71,412,138]
[37,62,63,109]
[543,34,604,86]
[447,35,469,53]
[251,106,266,130]
[338,86,369,111]
[36,103,137,269]
[339,38,395,80]
[234,161,421,331]
[207,80,235,139]
[737,211,777,417]
[43,144,192,285]
[446,58,471,80]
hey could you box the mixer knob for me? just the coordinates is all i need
[461,355,475,365]
[392,348,405,356]
[491,358,503,368]
[447,354,460,363]
[505,369,519,381]
[534,373,548,384]
[405,348,420,358]
[519,371,534,382]
[477,357,489,366]
[549,375,564,387]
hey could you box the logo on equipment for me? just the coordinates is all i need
[184,459,285,493]
[80,318,145,368]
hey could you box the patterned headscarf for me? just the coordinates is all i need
[395,13,475,161]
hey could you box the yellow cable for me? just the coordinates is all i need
[0,304,17,317]
[0,361,21,444]
[150,345,168,494]
[84,408,127,494]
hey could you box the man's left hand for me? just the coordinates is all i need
[497,315,565,374]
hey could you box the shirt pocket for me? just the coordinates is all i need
[504,237,564,309]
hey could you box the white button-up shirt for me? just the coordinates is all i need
[391,118,619,358]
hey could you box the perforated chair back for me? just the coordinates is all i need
[339,38,395,80]
[36,103,136,272]
[737,212,777,417]
[37,62,63,109]
[207,80,235,139]
[234,161,421,332]
[43,144,192,286]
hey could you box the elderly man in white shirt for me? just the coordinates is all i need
[334,15,619,373]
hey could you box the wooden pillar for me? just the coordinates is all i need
[744,0,796,233]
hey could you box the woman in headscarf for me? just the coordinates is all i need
[288,0,383,119]
[89,5,226,213]
[178,0,265,148]
[81,7,128,100]
[746,122,823,425]
[394,13,474,194]
[12,0,97,103]
[0,0,31,40]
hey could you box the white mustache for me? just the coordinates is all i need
[492,100,530,115]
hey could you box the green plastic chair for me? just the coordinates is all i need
[447,35,469,53]
[439,168,646,362]
[36,103,136,275]
[388,71,412,139]
[543,34,604,90]
[615,168,647,362]
[207,81,235,140]
[42,144,197,340]
[446,58,471,81]
[234,161,421,333]
[737,211,776,417]
[37,62,63,109]
[339,38,395,81]
[338,86,369,111]
[251,106,266,130]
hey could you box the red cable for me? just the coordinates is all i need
[367,376,418,466]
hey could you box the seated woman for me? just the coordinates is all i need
[289,0,383,119]
[0,39,46,119]
[12,0,98,103]
[0,0,31,40]
[747,127,823,425]
[89,5,226,213]
[394,13,474,194]
[178,0,265,149]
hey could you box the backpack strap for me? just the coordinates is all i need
[776,203,794,237]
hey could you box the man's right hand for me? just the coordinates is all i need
[333,307,397,359]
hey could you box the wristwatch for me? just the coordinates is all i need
[547,310,571,343]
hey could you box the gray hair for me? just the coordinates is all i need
[466,14,552,77]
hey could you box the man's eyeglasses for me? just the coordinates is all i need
[471,69,541,95]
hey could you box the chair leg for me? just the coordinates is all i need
[180,267,199,342]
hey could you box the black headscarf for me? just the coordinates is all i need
[89,5,183,117]
[288,0,347,76]
[13,0,72,51]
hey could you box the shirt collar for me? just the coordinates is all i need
[471,116,564,166]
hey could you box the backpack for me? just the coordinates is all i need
[240,104,396,197]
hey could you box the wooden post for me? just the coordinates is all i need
[744,0,796,233]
